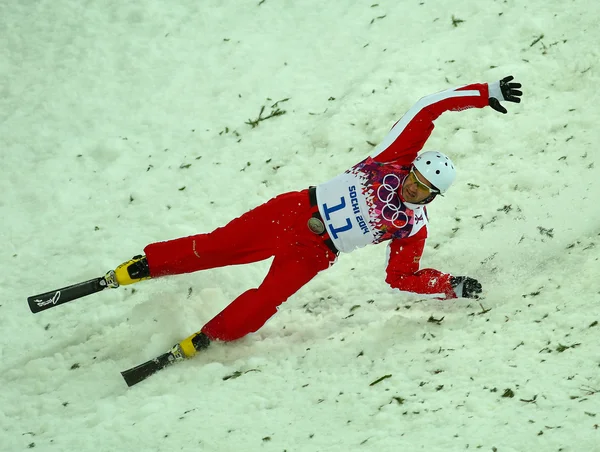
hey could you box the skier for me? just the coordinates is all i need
[114,76,523,362]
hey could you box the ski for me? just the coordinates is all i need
[27,271,118,314]
[121,346,185,387]
[121,332,210,387]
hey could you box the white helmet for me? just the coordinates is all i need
[412,151,456,194]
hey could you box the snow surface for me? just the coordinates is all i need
[1,1,599,451]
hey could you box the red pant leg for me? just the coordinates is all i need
[144,191,310,277]
[143,188,337,341]
[201,234,334,341]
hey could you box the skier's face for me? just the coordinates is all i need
[402,168,439,204]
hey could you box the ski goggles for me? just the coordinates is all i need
[408,167,440,196]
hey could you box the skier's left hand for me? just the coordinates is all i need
[488,75,523,114]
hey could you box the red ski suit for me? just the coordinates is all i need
[144,83,491,341]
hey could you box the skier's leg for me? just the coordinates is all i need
[201,242,334,342]
[116,191,309,284]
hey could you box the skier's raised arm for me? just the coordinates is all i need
[372,76,523,165]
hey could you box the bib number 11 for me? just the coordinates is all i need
[322,197,352,239]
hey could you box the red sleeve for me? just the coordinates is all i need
[372,83,490,165]
[384,228,457,299]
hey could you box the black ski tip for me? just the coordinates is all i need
[121,369,147,387]
[27,276,109,314]
[121,363,158,387]
[121,352,173,387]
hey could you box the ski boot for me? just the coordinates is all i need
[171,332,211,360]
[114,255,151,286]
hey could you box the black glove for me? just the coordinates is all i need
[450,276,483,299]
[488,75,523,114]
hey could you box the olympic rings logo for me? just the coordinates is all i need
[376,174,409,228]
